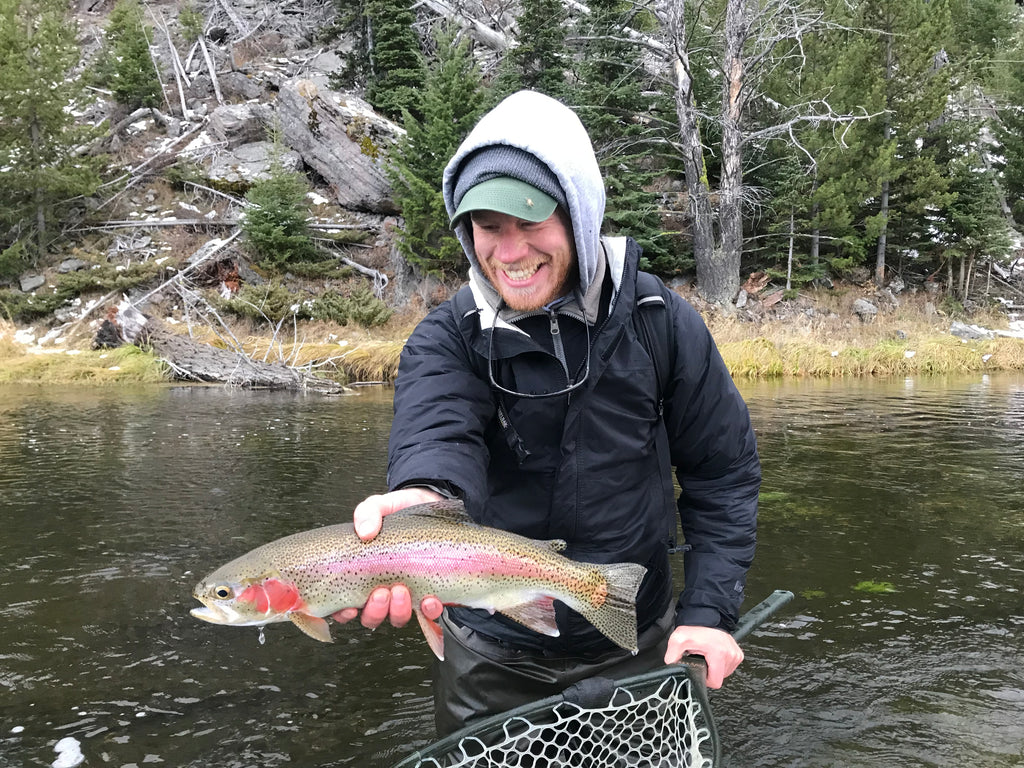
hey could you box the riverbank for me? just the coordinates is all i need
[2,284,1023,386]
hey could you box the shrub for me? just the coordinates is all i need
[95,0,162,109]
[243,160,317,271]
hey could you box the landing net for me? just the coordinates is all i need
[393,662,718,768]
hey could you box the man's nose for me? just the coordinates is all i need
[493,231,528,263]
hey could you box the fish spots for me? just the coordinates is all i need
[237,578,304,615]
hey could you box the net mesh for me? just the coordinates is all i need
[400,667,715,768]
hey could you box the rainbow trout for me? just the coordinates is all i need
[191,500,647,659]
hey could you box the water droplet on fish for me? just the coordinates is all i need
[258,627,266,646]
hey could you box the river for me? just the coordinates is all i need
[1,375,1022,767]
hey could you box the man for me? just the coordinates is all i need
[337,89,760,736]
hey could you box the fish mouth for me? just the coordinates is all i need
[190,605,225,624]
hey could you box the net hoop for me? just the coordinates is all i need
[393,661,719,768]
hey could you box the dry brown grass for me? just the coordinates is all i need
[3,286,1022,385]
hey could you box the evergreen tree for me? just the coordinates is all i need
[859,0,954,284]
[0,0,102,267]
[95,0,162,110]
[386,26,486,279]
[364,0,426,120]
[570,0,681,274]
[988,7,1024,225]
[918,119,1012,292]
[494,0,569,100]
[243,154,317,272]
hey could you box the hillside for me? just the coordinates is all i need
[1,0,1024,386]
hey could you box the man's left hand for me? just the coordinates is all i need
[664,625,744,689]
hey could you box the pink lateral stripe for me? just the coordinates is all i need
[315,543,565,581]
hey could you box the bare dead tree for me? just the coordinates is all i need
[655,0,876,307]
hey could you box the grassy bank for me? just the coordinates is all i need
[2,288,1023,385]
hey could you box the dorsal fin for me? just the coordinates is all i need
[392,498,473,522]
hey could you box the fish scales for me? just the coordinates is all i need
[191,500,647,658]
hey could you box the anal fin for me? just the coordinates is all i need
[415,609,445,660]
[290,612,333,643]
[498,597,560,637]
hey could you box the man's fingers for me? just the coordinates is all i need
[353,496,385,541]
[664,625,744,689]
[421,595,444,621]
[360,587,391,629]
[388,584,414,628]
[332,607,359,624]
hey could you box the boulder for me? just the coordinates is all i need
[207,141,303,185]
[58,258,89,274]
[19,274,45,293]
[270,79,400,213]
[852,298,878,322]
[218,70,264,101]
[950,321,994,340]
[208,103,264,147]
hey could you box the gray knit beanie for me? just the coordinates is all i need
[452,145,568,221]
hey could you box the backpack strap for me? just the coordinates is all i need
[634,271,680,551]
[634,272,674,415]
[451,284,479,323]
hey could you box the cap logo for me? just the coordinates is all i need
[526,198,534,208]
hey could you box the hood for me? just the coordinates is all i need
[443,90,606,299]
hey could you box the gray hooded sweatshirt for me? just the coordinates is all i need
[442,90,627,326]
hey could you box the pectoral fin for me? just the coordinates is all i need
[415,609,445,660]
[290,612,333,643]
[498,597,560,637]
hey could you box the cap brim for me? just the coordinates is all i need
[452,177,558,226]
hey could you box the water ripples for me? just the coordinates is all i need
[2,377,1023,768]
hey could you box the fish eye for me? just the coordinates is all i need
[213,584,234,600]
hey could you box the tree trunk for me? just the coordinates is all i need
[31,117,46,264]
[874,33,894,287]
[662,0,716,286]
[706,0,749,306]
[810,178,820,266]
[786,206,795,291]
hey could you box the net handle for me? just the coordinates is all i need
[732,589,795,643]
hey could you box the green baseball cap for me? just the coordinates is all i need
[452,177,558,225]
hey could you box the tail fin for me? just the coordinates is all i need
[570,562,647,653]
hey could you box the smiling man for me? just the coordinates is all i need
[343,90,761,737]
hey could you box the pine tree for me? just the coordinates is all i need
[243,153,317,272]
[917,119,1012,293]
[386,26,486,279]
[364,0,426,120]
[0,0,102,268]
[982,4,1024,226]
[570,0,681,274]
[859,0,954,284]
[495,0,569,100]
[95,0,162,110]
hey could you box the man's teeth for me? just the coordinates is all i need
[504,265,540,281]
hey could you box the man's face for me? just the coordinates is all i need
[470,209,576,311]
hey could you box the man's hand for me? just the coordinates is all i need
[664,625,744,689]
[332,487,446,628]
[332,584,445,629]
[352,487,446,540]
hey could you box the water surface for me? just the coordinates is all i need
[0,376,1021,767]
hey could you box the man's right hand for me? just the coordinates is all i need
[333,487,446,629]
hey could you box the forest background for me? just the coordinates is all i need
[2,0,1024,386]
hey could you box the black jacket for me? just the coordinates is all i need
[387,239,760,654]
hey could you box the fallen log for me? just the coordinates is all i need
[147,323,345,392]
[95,297,347,394]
